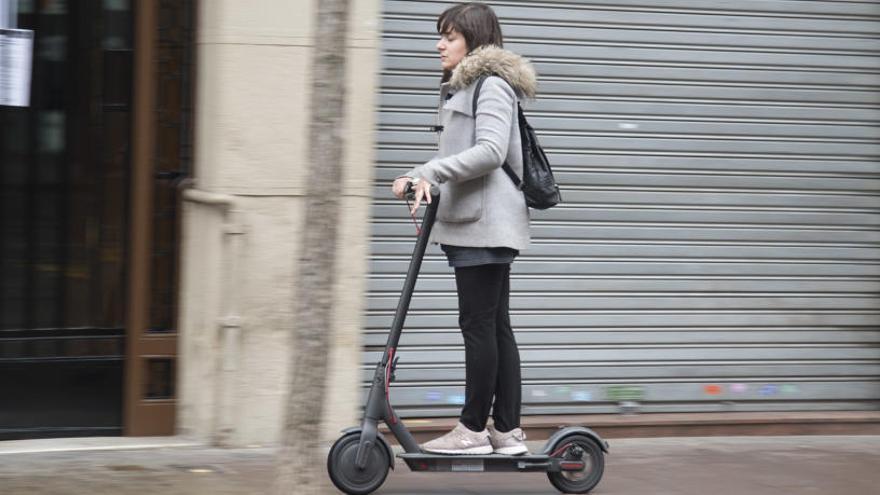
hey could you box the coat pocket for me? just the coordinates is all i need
[437,175,485,223]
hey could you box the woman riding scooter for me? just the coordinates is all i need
[391,2,537,456]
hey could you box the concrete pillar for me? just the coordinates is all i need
[177,0,381,447]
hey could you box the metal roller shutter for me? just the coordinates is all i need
[367,0,880,418]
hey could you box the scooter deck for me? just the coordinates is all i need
[398,453,580,473]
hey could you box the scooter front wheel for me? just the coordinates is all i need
[546,434,605,494]
[327,432,390,495]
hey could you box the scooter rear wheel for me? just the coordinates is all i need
[546,434,605,494]
[327,432,390,495]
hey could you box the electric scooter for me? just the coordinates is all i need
[327,185,608,494]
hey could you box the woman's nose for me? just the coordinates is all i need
[436,39,444,50]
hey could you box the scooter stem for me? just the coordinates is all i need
[355,187,440,468]
[384,186,440,353]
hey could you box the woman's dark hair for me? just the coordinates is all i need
[437,3,504,80]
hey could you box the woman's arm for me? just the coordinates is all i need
[407,76,515,185]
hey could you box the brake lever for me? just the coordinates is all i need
[404,181,417,201]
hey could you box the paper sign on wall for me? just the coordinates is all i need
[0,28,34,107]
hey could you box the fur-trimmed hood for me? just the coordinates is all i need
[449,45,538,98]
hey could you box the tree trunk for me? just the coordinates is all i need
[274,0,350,493]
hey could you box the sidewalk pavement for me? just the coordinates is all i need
[1,435,878,494]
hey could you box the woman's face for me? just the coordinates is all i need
[437,29,468,71]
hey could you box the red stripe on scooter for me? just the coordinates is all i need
[386,347,396,424]
[550,443,572,458]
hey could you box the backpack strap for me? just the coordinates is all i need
[501,160,522,189]
[472,75,522,189]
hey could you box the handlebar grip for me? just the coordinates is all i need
[404,181,440,201]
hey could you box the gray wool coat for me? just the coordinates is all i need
[403,46,538,251]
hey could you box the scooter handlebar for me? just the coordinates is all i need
[403,180,440,201]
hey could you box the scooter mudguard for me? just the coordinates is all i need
[541,426,610,454]
[341,426,396,470]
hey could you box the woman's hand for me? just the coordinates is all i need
[392,177,433,213]
[392,177,411,199]
[409,180,433,215]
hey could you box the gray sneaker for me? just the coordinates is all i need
[488,424,529,455]
[420,422,493,455]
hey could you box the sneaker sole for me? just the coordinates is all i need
[422,445,493,455]
[493,446,529,456]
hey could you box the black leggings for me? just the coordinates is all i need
[454,263,522,433]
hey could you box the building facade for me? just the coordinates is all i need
[1,0,195,439]
[1,0,877,444]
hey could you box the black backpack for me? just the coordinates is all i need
[473,75,561,209]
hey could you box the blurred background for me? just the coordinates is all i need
[1,0,878,451]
